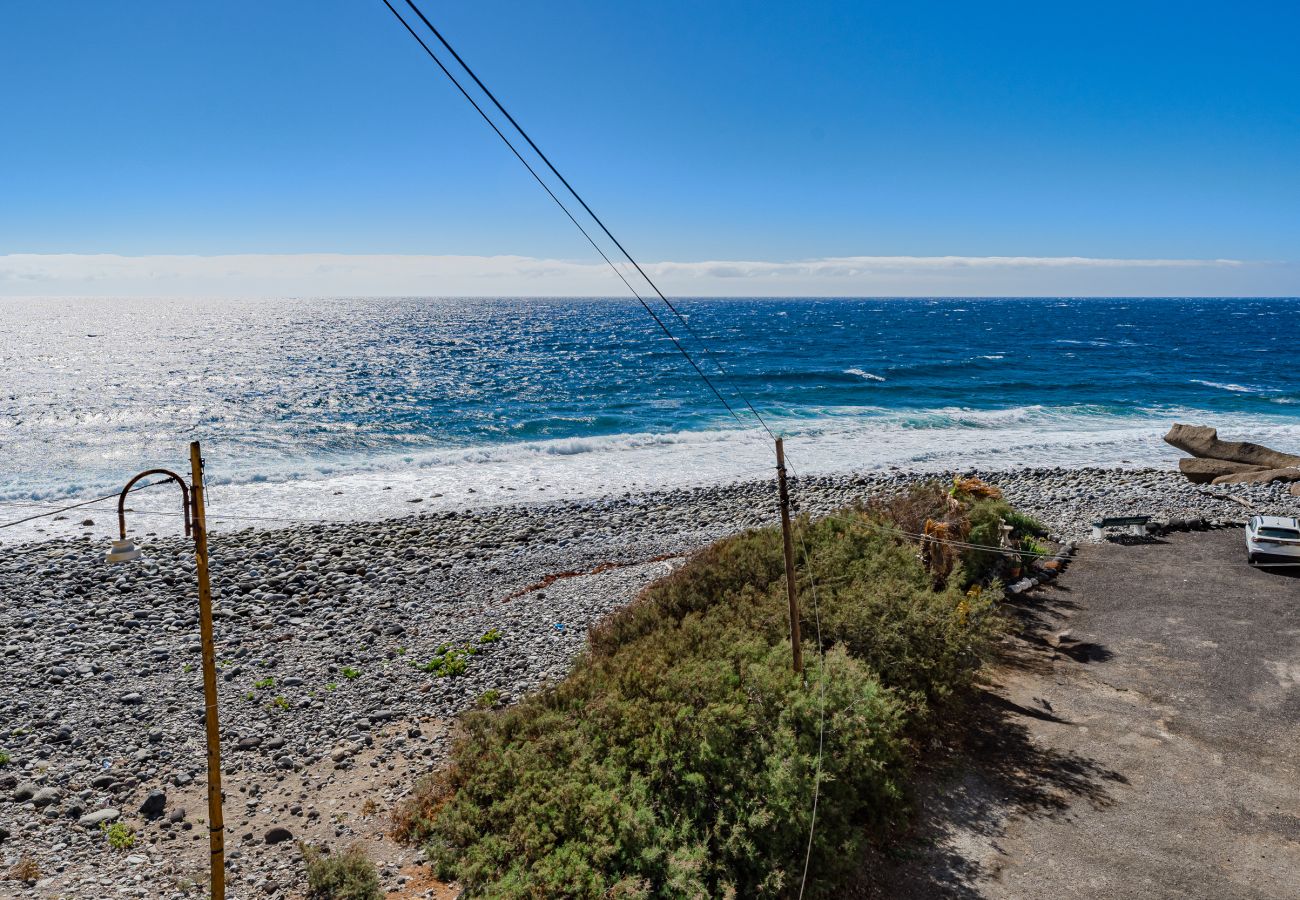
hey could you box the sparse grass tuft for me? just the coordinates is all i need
[6,855,40,882]
[478,628,503,644]
[303,843,381,900]
[268,696,290,712]
[340,666,361,680]
[253,676,275,690]
[0,749,10,767]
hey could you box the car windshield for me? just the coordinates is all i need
[1258,527,1300,540]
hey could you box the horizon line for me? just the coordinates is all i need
[2,252,1294,298]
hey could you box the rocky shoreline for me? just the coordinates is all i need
[2,466,1297,898]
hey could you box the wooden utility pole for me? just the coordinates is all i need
[189,441,225,900]
[775,438,802,673]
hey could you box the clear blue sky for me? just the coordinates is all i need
[2,1,1298,272]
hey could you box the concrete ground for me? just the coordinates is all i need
[870,528,1300,899]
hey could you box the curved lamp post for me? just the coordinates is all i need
[107,441,225,900]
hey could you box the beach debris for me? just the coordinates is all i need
[1165,423,1300,485]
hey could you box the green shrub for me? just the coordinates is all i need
[962,499,1044,584]
[0,749,10,767]
[1019,536,1049,567]
[474,689,502,709]
[417,646,470,678]
[303,844,381,900]
[101,821,135,850]
[805,511,1001,713]
[479,628,503,644]
[396,504,1008,897]
[340,666,361,680]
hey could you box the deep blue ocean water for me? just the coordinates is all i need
[2,296,1296,541]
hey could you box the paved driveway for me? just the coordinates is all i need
[872,528,1300,899]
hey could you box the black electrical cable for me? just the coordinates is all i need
[378,0,748,428]
[395,0,777,440]
[0,480,169,529]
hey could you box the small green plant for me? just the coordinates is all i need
[102,821,136,850]
[302,843,381,900]
[478,628,503,644]
[395,646,406,656]
[253,676,275,690]
[181,662,195,674]
[0,749,10,767]
[417,646,469,678]
[325,682,338,692]
[268,696,290,712]
[1020,536,1049,566]
[474,689,502,709]
[245,691,256,701]
[341,666,361,680]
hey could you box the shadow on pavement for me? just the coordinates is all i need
[855,684,1127,899]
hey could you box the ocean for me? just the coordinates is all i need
[2,295,1296,543]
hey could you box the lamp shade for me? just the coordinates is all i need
[104,538,143,564]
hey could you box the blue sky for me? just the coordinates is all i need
[2,1,1297,295]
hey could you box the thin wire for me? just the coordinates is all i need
[399,0,778,441]
[0,480,170,530]
[378,0,748,428]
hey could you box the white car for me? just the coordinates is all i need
[1246,515,1300,566]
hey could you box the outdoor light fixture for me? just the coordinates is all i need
[103,538,142,564]
[106,442,226,900]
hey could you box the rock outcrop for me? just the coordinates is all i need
[1166,423,1300,486]
[1165,424,1300,470]
[1177,458,1269,484]
[1211,467,1300,486]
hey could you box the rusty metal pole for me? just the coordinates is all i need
[775,438,803,673]
[189,441,225,900]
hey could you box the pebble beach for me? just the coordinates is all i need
[2,465,1298,898]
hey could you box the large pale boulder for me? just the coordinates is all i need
[1210,467,1300,486]
[1177,458,1268,484]
[1165,424,1300,469]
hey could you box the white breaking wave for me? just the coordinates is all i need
[7,405,1300,546]
[1190,379,1259,394]
[844,368,886,382]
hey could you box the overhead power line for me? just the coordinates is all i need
[378,0,754,430]
[0,480,170,530]
[385,0,775,439]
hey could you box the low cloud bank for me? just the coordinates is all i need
[0,252,1291,297]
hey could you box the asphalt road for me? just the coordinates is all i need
[874,528,1300,899]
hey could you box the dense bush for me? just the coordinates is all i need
[962,498,1044,583]
[395,498,1013,898]
[303,844,381,900]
